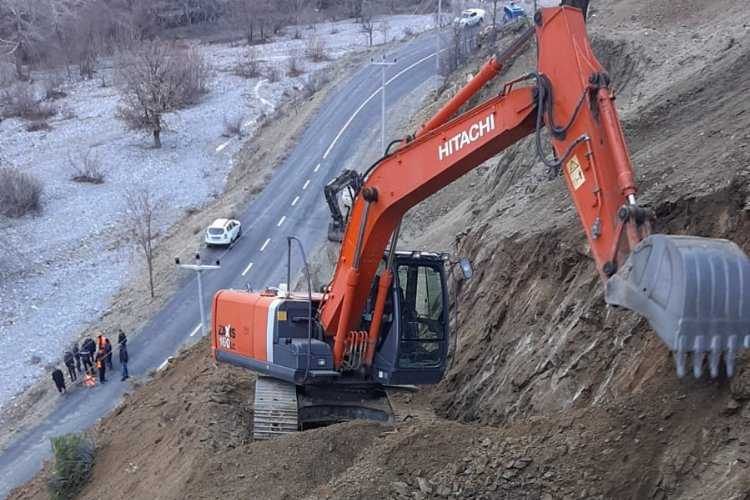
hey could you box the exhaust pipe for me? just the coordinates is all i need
[606,234,750,378]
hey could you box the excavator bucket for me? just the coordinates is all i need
[606,235,750,378]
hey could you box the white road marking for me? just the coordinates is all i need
[291,196,300,206]
[322,50,443,160]
[189,323,201,337]
[302,179,311,190]
[242,261,254,276]
[260,238,271,251]
[215,139,232,153]
[314,163,321,172]
[277,215,286,227]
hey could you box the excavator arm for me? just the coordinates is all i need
[319,2,750,377]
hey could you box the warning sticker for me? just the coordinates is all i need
[567,155,586,190]
[277,310,287,322]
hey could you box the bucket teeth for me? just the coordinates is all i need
[606,234,750,379]
[675,350,687,379]
[708,347,721,378]
[691,348,704,379]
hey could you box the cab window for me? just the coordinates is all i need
[396,264,445,368]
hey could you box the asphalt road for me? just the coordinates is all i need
[0,31,444,497]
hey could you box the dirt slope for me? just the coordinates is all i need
[10,1,750,499]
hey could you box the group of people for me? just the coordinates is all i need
[51,330,130,395]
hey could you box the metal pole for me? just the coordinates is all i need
[287,237,292,293]
[381,63,386,154]
[196,269,206,336]
[371,56,396,155]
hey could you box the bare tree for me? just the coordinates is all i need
[115,40,211,148]
[282,0,310,26]
[124,187,160,299]
[229,0,274,44]
[345,0,365,18]
[377,19,390,44]
[0,0,60,80]
[492,0,500,28]
[305,36,329,62]
[360,15,374,47]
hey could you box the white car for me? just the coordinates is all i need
[454,8,485,28]
[205,218,241,246]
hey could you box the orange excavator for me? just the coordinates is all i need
[211,1,750,438]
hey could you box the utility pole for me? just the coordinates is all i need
[175,253,220,337]
[371,54,397,154]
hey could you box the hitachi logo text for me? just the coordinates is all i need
[438,114,495,160]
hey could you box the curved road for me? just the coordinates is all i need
[0,31,444,497]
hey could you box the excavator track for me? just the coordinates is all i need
[252,377,299,440]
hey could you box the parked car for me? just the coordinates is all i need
[205,218,241,246]
[503,2,527,23]
[454,8,485,28]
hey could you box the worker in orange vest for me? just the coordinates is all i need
[97,333,107,352]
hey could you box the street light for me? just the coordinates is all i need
[175,253,220,338]
[371,54,397,154]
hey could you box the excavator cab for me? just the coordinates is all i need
[369,251,450,386]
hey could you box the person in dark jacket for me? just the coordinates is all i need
[119,341,129,381]
[51,368,66,394]
[117,330,127,347]
[63,350,77,382]
[81,338,95,371]
[104,338,113,369]
[95,350,107,383]
[72,342,82,373]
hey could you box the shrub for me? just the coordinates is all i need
[1,83,58,120]
[42,75,67,101]
[25,121,51,132]
[1,83,36,119]
[59,104,76,120]
[0,167,43,217]
[287,50,304,77]
[47,433,95,500]
[68,150,104,184]
[265,64,282,82]
[305,36,330,62]
[234,47,262,79]
[301,71,331,98]
[222,113,243,138]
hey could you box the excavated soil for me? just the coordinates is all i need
[10,1,750,499]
